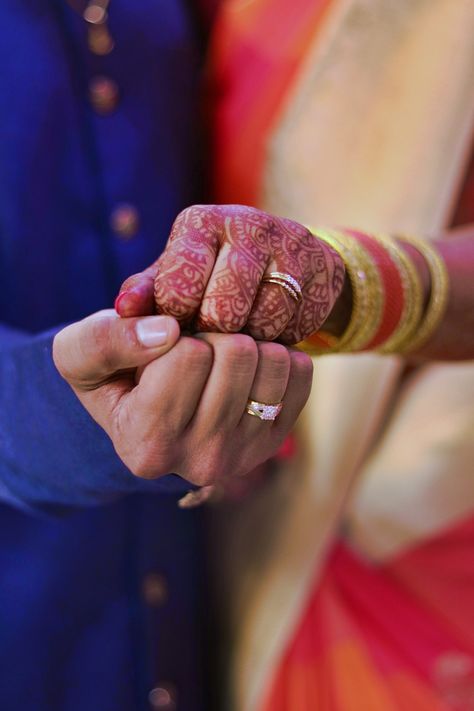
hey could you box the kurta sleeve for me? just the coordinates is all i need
[0,324,189,511]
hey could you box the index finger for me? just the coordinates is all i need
[194,207,271,332]
[115,262,160,318]
[154,205,223,326]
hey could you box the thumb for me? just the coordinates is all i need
[114,261,160,317]
[53,309,180,389]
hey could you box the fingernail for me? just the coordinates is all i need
[114,291,127,313]
[136,316,169,347]
[115,289,140,315]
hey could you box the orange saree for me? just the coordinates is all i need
[207,1,474,710]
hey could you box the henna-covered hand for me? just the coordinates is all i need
[116,204,345,345]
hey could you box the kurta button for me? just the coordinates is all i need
[88,25,115,56]
[148,684,177,710]
[89,76,119,114]
[110,204,140,240]
[142,573,168,607]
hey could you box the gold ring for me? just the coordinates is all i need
[261,272,303,303]
[246,399,283,421]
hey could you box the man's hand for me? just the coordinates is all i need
[53,310,313,486]
[115,204,345,344]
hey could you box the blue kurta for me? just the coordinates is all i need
[0,2,209,709]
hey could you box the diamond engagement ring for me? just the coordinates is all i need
[261,272,303,303]
[246,399,283,422]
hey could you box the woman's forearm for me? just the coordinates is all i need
[324,226,474,361]
[422,227,474,360]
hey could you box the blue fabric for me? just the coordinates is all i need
[0,327,197,508]
[0,1,209,709]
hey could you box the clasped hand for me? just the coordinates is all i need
[117,204,344,344]
[54,205,344,488]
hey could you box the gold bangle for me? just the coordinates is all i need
[308,228,384,353]
[395,235,449,353]
[363,233,425,354]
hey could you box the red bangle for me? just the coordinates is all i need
[343,229,404,349]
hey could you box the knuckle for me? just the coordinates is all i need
[127,458,155,480]
[177,337,214,371]
[88,318,118,371]
[177,204,198,220]
[129,462,160,480]
[172,205,223,247]
[257,341,291,375]
[254,208,273,229]
[290,349,314,381]
[212,333,259,374]
[175,204,215,228]
[218,333,258,361]
[125,447,174,481]
[172,205,194,230]
[118,446,148,477]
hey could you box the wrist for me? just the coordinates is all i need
[323,240,431,337]
[322,272,352,338]
[301,228,447,356]
[396,239,431,309]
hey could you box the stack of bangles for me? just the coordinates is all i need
[300,228,449,355]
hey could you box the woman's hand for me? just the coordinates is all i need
[116,204,345,344]
[53,311,313,486]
